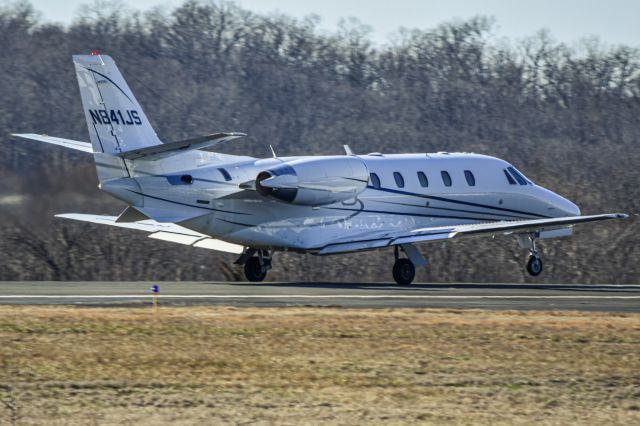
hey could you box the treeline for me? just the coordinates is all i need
[1,0,638,283]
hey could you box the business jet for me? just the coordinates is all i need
[10,54,628,284]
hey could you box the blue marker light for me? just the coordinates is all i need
[151,285,159,293]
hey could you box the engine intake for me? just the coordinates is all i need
[255,156,369,206]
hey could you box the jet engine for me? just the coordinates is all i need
[255,156,369,206]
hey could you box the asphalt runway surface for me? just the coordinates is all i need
[0,281,639,312]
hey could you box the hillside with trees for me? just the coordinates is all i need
[1,0,638,283]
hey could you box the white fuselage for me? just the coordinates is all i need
[14,53,626,284]
[105,151,580,252]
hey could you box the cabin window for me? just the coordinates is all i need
[218,168,232,182]
[441,170,452,187]
[370,173,381,189]
[393,172,405,188]
[504,169,517,185]
[417,171,429,187]
[507,167,527,185]
[464,170,476,186]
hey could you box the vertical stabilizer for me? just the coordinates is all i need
[73,54,163,181]
[74,54,162,153]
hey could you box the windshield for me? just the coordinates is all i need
[507,166,533,185]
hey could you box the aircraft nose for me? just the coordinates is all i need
[556,195,581,217]
[537,187,581,217]
[567,200,581,216]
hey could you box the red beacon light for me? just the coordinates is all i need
[91,50,99,56]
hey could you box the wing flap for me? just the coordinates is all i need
[11,134,94,153]
[193,239,245,253]
[56,213,244,254]
[392,230,457,246]
[148,231,205,245]
[318,238,391,255]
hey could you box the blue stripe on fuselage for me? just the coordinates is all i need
[364,186,549,219]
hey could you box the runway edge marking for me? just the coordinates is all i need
[1,295,639,299]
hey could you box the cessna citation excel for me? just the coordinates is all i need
[11,54,628,284]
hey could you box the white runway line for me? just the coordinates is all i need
[0,295,639,299]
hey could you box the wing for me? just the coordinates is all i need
[11,134,94,153]
[56,213,244,254]
[318,213,628,255]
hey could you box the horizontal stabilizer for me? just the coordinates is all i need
[56,213,244,254]
[11,134,93,153]
[119,132,246,160]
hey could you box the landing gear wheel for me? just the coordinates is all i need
[526,255,543,276]
[393,259,415,285]
[244,257,267,282]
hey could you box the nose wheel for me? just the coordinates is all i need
[526,254,543,276]
[518,234,543,276]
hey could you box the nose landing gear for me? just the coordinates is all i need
[526,253,543,276]
[517,234,543,276]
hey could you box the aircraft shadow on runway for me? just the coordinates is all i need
[206,282,639,293]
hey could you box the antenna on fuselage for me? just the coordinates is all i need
[269,144,277,158]
[343,145,354,156]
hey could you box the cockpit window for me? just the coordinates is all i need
[464,170,476,186]
[507,167,528,185]
[441,171,452,187]
[417,171,429,187]
[393,172,405,188]
[370,173,381,189]
[504,169,517,185]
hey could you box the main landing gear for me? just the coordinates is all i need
[393,258,415,286]
[235,248,272,282]
[391,245,427,285]
[518,234,543,276]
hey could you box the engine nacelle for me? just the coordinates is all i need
[255,156,369,206]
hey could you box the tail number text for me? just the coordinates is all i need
[89,109,142,126]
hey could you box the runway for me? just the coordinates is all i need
[1,281,639,311]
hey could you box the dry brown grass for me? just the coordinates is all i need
[0,306,639,425]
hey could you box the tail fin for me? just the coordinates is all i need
[74,53,163,181]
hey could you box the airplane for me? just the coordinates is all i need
[10,53,628,285]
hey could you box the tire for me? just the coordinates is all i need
[244,257,267,282]
[526,255,543,276]
[393,259,415,285]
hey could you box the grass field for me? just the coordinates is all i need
[0,306,639,425]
